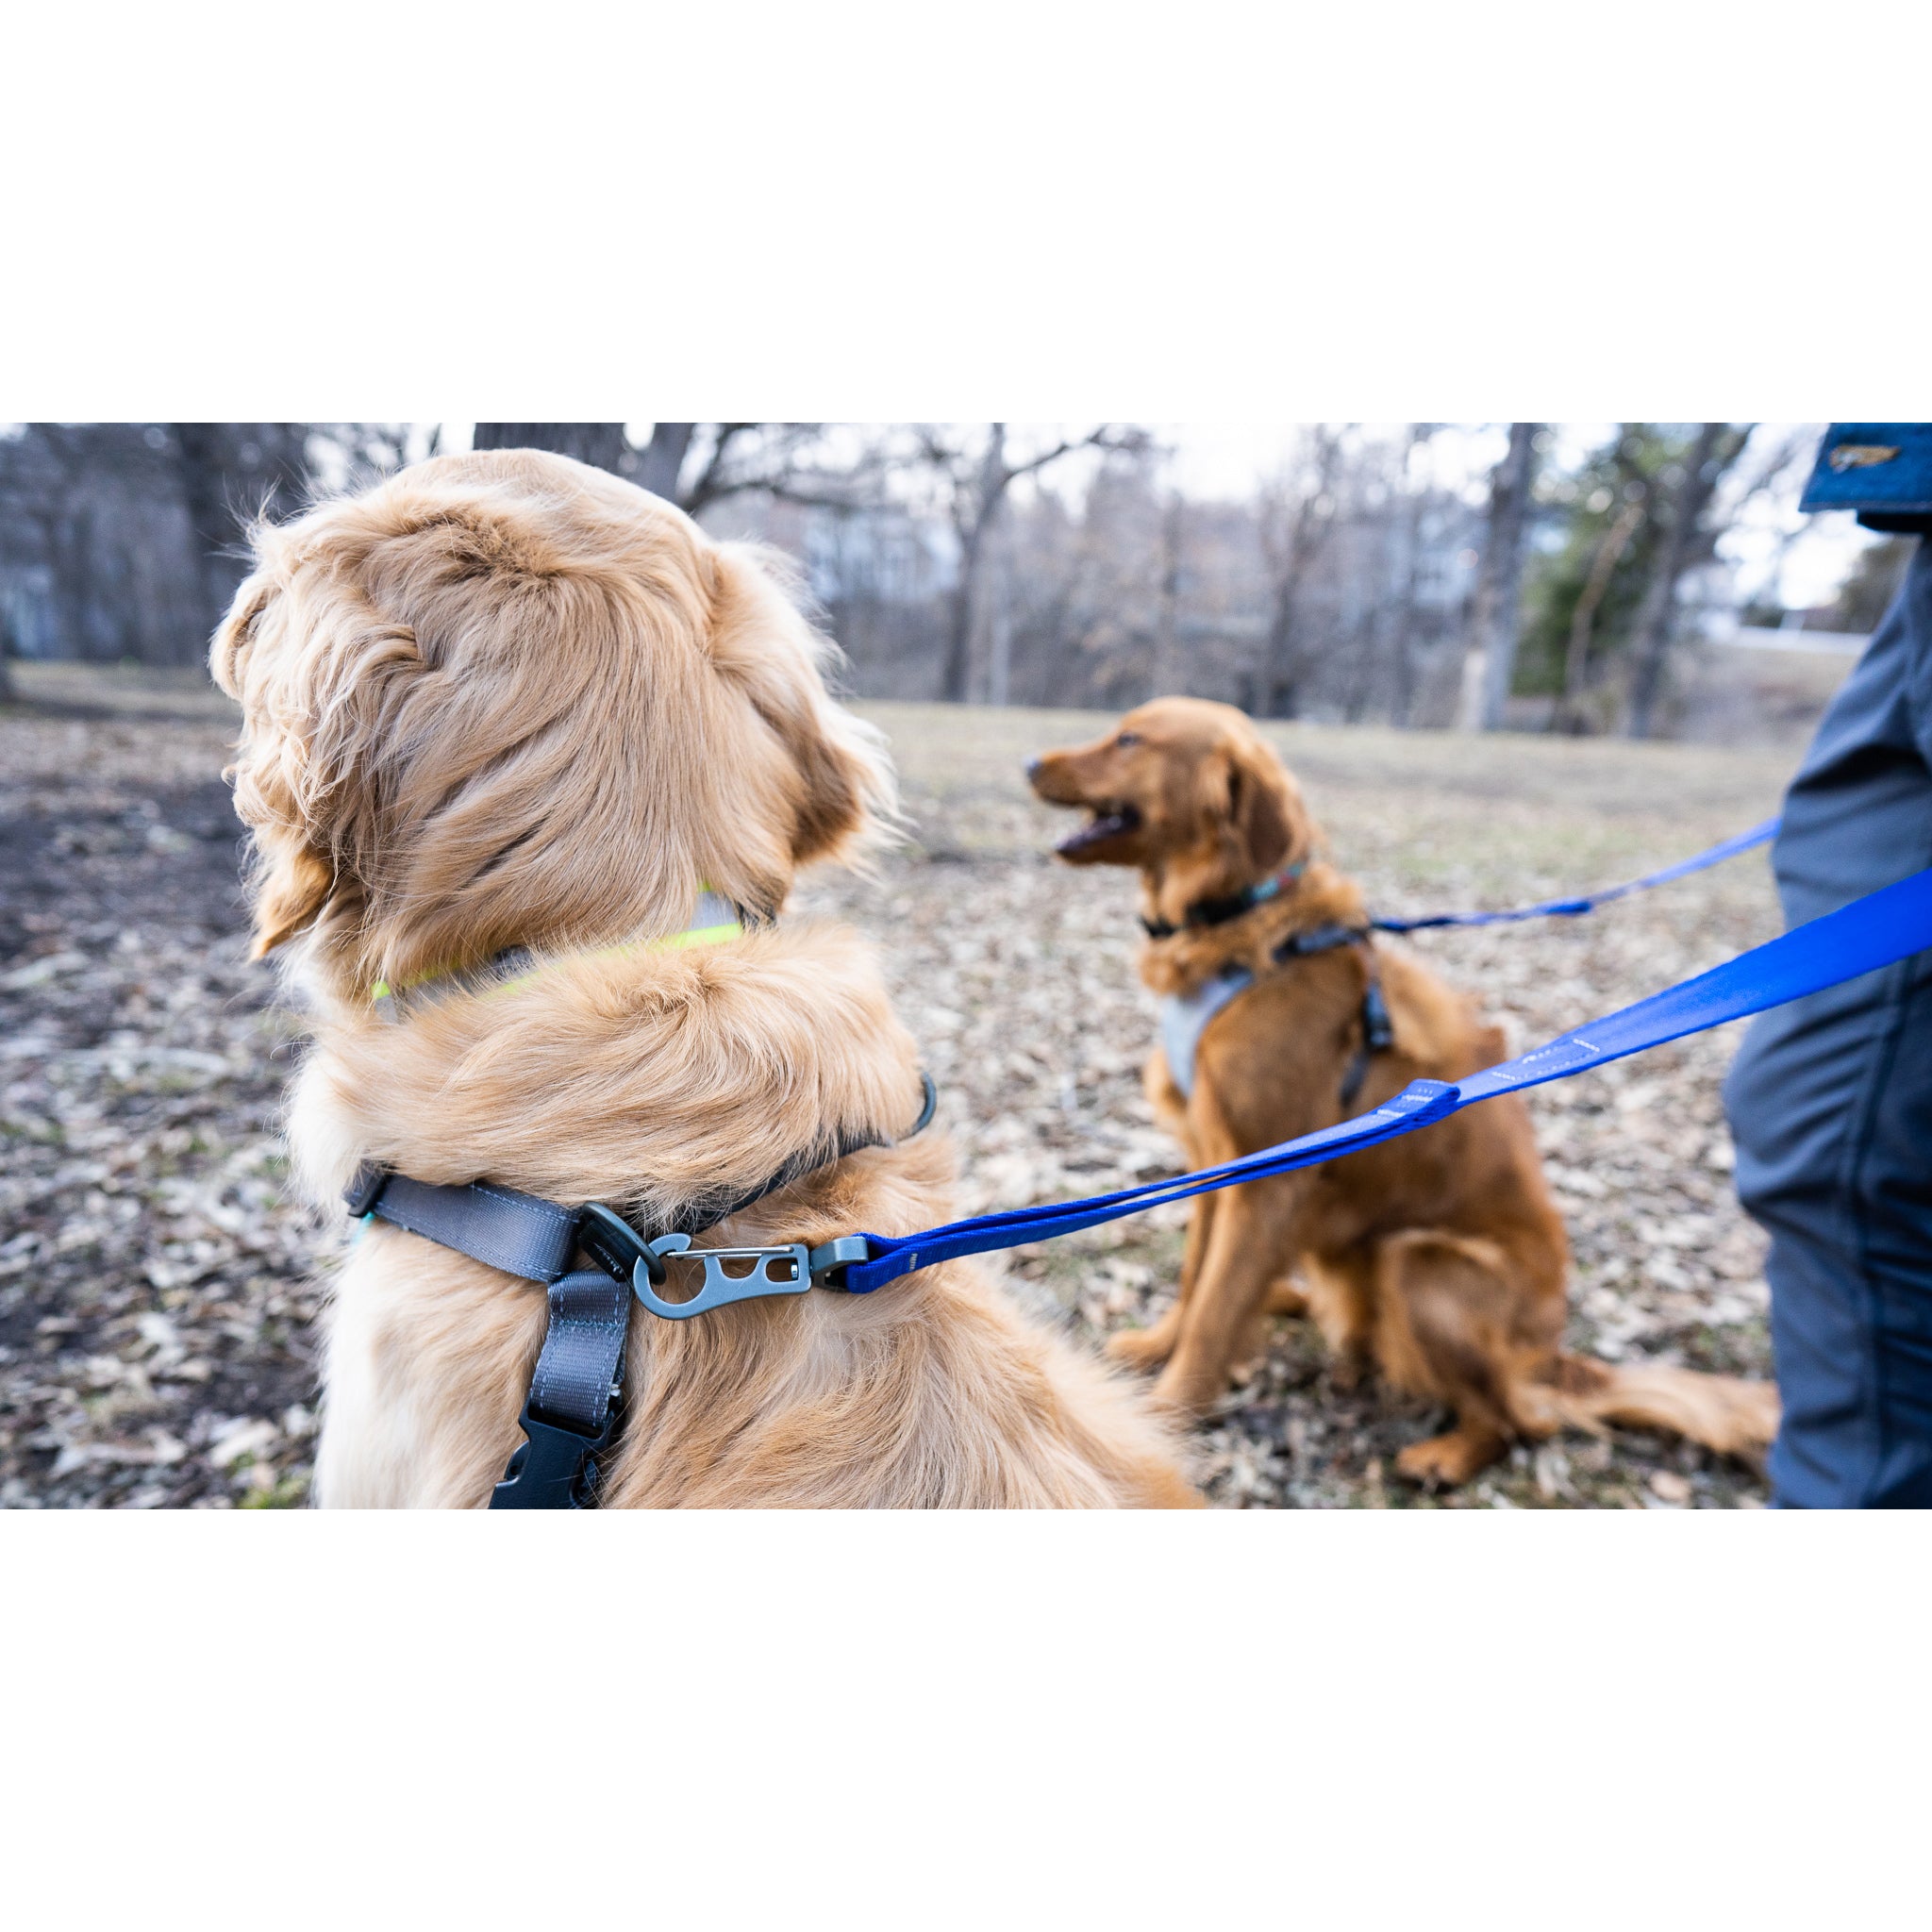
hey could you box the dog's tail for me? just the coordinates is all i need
[1513,1352,1779,1457]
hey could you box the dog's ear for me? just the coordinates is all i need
[1213,737,1293,874]
[210,573,334,957]
[706,543,897,869]
[209,576,274,699]
[211,553,419,959]
[246,830,336,958]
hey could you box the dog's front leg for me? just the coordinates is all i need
[1152,1173,1309,1416]
[1108,1187,1218,1371]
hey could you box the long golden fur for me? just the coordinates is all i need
[212,450,1196,1507]
[1030,697,1778,1487]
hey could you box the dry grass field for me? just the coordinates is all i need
[0,666,1796,1507]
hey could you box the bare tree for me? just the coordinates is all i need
[1254,427,1342,717]
[1386,425,1436,726]
[472,423,630,473]
[632,424,696,499]
[916,424,1147,703]
[471,422,879,522]
[1624,422,1754,738]
[1150,489,1187,700]
[1557,493,1646,730]
[171,425,311,639]
[0,425,310,668]
[1458,422,1540,730]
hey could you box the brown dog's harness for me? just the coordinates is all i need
[1157,920,1394,1113]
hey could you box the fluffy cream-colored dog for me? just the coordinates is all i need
[212,449,1195,1507]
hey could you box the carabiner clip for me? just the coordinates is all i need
[632,1233,815,1320]
[628,1233,877,1318]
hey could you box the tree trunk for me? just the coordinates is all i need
[170,425,310,661]
[1389,438,1428,726]
[1624,423,1728,739]
[172,425,238,653]
[1257,509,1322,719]
[1458,422,1539,730]
[1557,497,1644,731]
[634,424,695,501]
[1254,429,1340,718]
[941,425,1008,703]
[1152,491,1185,699]
[986,502,1014,708]
[472,425,629,474]
[941,524,981,703]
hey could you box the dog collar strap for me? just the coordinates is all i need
[371,889,746,1010]
[1141,858,1307,940]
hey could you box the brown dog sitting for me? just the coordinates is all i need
[210,450,1196,1507]
[1029,696,1778,1487]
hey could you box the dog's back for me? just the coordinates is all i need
[215,453,1199,1509]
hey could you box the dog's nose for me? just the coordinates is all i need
[1025,758,1042,779]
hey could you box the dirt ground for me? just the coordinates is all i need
[0,664,1795,1507]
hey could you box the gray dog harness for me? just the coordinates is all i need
[1158,922,1394,1109]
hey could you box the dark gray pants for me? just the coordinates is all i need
[1725,541,1932,1507]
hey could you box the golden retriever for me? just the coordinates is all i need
[1029,697,1777,1487]
[211,450,1196,1507]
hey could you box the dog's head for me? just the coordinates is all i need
[1027,697,1314,917]
[210,448,894,998]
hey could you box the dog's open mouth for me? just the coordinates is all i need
[1056,802,1141,855]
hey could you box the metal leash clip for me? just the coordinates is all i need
[630,1232,875,1317]
[575,1203,874,1320]
[633,1233,814,1319]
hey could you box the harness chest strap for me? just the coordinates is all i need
[1158,922,1391,1106]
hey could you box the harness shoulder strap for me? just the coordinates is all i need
[1267,922,1394,1112]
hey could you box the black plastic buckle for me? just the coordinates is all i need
[1362,982,1395,1054]
[808,1235,873,1289]
[488,1397,621,1509]
[342,1161,391,1218]
[577,1202,665,1286]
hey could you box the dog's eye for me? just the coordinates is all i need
[1116,731,1141,748]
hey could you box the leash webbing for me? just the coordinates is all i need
[1370,816,1780,932]
[838,862,1932,1294]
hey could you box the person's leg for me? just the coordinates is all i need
[1725,543,1932,1507]
[1730,958,1932,1505]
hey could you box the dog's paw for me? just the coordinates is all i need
[1107,1324,1175,1372]
[1395,1428,1504,1490]
[1263,1278,1309,1318]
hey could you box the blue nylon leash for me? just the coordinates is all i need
[840,862,1932,1294]
[1370,815,1781,932]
